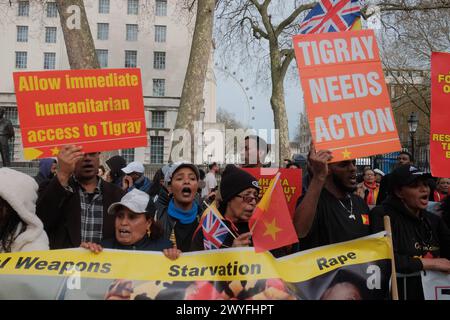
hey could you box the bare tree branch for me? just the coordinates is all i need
[241,16,269,39]
[275,2,316,37]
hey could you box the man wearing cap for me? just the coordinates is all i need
[154,161,202,252]
[371,164,450,300]
[37,145,124,249]
[121,161,152,193]
[294,145,372,251]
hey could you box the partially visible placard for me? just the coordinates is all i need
[430,52,450,177]
[13,68,147,159]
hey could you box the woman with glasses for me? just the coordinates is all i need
[191,164,260,251]
[0,168,48,252]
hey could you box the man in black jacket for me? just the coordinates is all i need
[37,145,124,249]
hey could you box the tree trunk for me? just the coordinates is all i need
[56,0,99,69]
[56,0,117,162]
[269,42,291,164]
[171,0,215,163]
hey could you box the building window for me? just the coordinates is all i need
[45,27,57,43]
[15,52,27,69]
[97,23,109,40]
[155,0,167,16]
[154,25,166,42]
[44,52,56,69]
[2,107,18,125]
[126,24,138,41]
[17,26,28,42]
[125,50,137,68]
[127,0,139,15]
[96,49,108,68]
[18,1,29,16]
[46,2,58,17]
[153,51,166,70]
[120,148,135,163]
[98,0,110,14]
[153,79,165,97]
[151,111,165,128]
[150,137,164,164]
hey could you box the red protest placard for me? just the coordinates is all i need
[293,29,401,162]
[430,52,450,177]
[241,168,302,218]
[13,68,147,160]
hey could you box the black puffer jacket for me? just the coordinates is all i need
[371,196,450,300]
[155,200,203,253]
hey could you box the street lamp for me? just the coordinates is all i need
[407,112,418,162]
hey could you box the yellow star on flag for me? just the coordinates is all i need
[263,218,282,241]
[342,148,352,159]
[51,147,60,156]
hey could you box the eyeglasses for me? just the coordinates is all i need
[235,194,259,204]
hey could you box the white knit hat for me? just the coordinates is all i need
[0,168,39,224]
[373,169,385,177]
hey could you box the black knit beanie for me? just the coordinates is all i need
[220,164,260,205]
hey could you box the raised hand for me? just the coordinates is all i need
[56,145,84,186]
[308,142,333,182]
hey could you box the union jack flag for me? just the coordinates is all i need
[299,0,361,34]
[202,208,230,250]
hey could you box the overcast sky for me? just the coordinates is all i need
[215,65,305,141]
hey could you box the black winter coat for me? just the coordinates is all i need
[37,176,124,249]
[371,196,450,300]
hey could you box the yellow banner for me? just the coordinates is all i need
[0,232,391,282]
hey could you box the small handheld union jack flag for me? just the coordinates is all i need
[299,0,361,34]
[202,207,232,250]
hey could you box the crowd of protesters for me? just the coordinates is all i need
[1,135,450,300]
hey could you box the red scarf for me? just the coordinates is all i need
[433,190,447,202]
[364,181,379,206]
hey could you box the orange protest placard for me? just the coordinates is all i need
[13,69,147,160]
[430,52,450,177]
[241,168,302,218]
[293,29,401,162]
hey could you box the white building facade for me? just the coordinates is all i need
[0,0,216,164]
